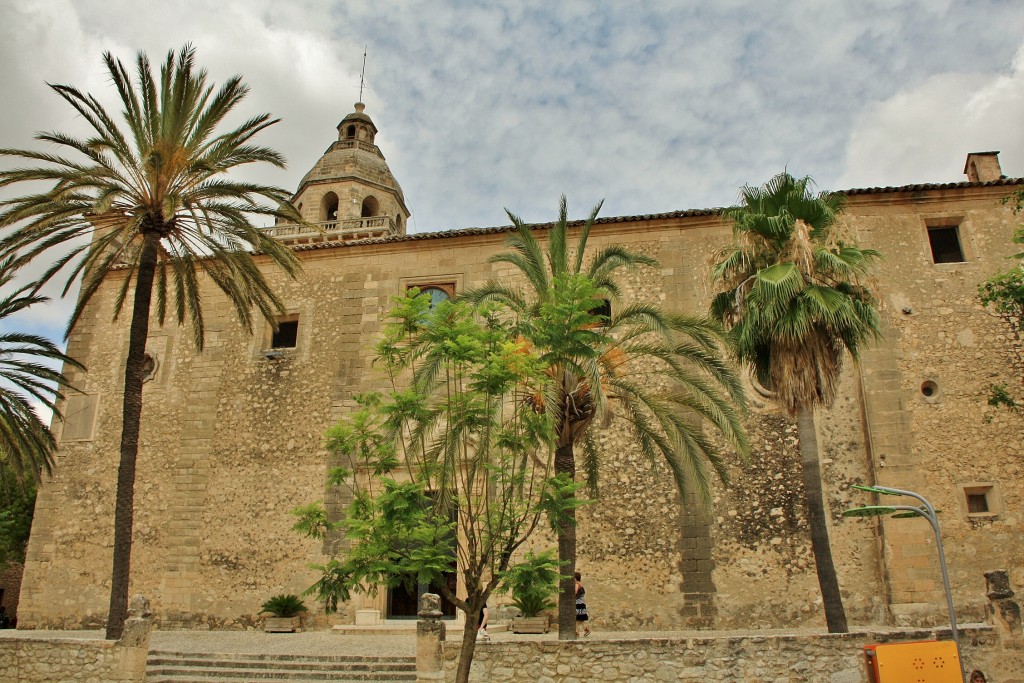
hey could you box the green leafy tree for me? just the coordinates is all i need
[499,549,560,618]
[0,473,37,568]
[0,259,82,486]
[295,291,581,683]
[979,188,1024,335]
[0,46,302,638]
[710,172,881,633]
[462,197,749,639]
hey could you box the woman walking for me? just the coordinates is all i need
[575,572,591,637]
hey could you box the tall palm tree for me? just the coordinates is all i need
[0,259,83,489]
[0,46,302,638]
[464,197,749,638]
[710,172,881,633]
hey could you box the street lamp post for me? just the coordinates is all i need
[842,484,966,683]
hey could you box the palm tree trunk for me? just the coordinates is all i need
[554,441,577,640]
[105,231,160,640]
[797,402,848,633]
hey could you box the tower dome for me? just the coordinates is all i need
[269,103,411,244]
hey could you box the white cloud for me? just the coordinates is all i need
[837,42,1024,189]
[2,0,1024,352]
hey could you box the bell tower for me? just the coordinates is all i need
[270,103,411,244]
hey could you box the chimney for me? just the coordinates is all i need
[964,151,1003,183]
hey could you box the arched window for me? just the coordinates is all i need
[320,192,339,222]
[361,195,380,218]
[346,125,356,139]
[420,287,451,309]
[396,214,403,231]
[407,283,455,310]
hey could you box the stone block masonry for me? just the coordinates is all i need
[18,149,1024,635]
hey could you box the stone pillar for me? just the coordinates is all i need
[985,570,1022,638]
[678,478,717,627]
[416,593,445,683]
[115,594,154,681]
[160,343,225,626]
[858,320,943,626]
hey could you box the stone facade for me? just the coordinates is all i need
[17,105,1024,638]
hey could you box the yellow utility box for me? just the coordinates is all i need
[863,640,962,683]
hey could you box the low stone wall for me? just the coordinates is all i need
[0,595,153,683]
[0,634,148,683]
[443,626,1022,682]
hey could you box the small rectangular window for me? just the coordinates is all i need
[271,320,299,348]
[966,493,989,514]
[961,483,999,518]
[928,225,965,263]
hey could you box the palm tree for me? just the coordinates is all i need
[463,197,749,638]
[0,259,83,489]
[710,172,881,633]
[0,46,302,638]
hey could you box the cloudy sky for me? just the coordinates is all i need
[2,0,1024,413]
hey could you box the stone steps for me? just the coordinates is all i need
[145,650,417,682]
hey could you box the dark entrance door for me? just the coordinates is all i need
[386,572,457,618]
[386,495,458,619]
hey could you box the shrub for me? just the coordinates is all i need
[260,594,308,618]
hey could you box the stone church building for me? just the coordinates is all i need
[17,104,1024,633]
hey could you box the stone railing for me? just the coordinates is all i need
[331,139,382,156]
[263,216,398,244]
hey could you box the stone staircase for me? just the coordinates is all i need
[145,650,417,682]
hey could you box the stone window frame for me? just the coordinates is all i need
[260,312,303,361]
[923,215,973,265]
[958,482,1001,520]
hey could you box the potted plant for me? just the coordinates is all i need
[502,550,559,634]
[260,594,308,633]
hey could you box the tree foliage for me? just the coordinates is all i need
[0,468,36,567]
[0,260,82,487]
[295,290,580,683]
[462,196,749,637]
[979,188,1024,334]
[710,173,881,414]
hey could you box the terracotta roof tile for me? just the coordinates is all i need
[285,177,1024,253]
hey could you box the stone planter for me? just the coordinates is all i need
[510,615,550,634]
[264,615,302,633]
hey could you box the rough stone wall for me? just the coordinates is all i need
[18,183,1024,633]
[850,190,1024,626]
[443,626,1015,683]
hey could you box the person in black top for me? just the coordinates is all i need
[574,571,590,637]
